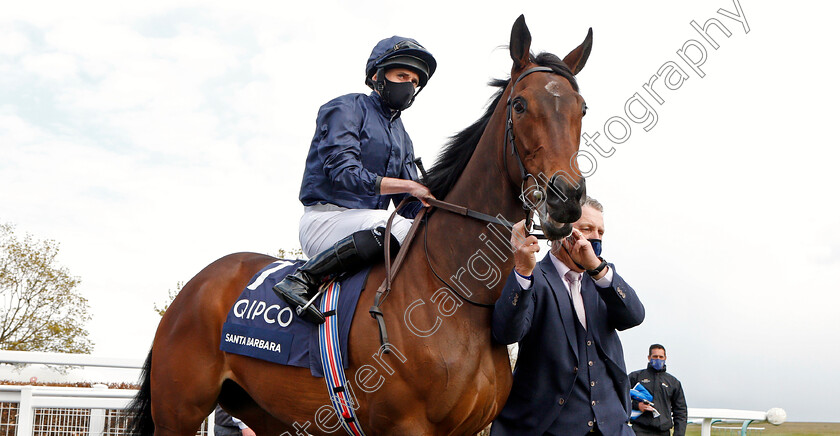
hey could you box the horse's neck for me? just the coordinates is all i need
[445,151,521,219]
[383,94,520,406]
[424,103,526,305]
[443,86,522,225]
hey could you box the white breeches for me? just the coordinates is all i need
[298,204,414,258]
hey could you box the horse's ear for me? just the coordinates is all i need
[509,14,532,71]
[562,27,593,75]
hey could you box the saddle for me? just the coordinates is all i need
[220,260,370,377]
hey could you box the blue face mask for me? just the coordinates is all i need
[588,239,602,257]
[649,358,665,371]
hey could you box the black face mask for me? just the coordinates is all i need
[381,78,416,111]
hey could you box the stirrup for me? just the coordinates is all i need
[294,283,326,324]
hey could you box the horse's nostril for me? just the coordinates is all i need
[542,175,586,223]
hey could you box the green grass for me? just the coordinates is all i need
[685,422,840,436]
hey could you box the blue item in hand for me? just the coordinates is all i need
[630,382,653,403]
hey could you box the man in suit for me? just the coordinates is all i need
[491,196,645,435]
[214,405,256,436]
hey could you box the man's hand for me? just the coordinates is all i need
[562,228,601,270]
[379,177,436,207]
[405,180,434,207]
[511,220,540,276]
[638,402,655,413]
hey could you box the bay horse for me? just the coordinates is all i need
[129,15,592,435]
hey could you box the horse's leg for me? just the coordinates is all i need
[150,319,226,434]
[244,420,296,435]
[217,406,295,435]
[224,355,333,431]
[150,254,274,434]
[218,380,297,434]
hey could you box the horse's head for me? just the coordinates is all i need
[504,15,592,240]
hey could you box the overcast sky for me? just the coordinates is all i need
[2,0,838,424]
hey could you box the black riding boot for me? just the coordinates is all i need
[273,227,398,324]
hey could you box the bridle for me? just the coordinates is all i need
[504,66,555,231]
[504,67,554,184]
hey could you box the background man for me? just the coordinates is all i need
[492,196,645,435]
[629,344,688,436]
[214,405,256,436]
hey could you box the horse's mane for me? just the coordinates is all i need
[422,52,579,199]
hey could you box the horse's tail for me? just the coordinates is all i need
[127,348,154,435]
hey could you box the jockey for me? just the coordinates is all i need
[273,36,437,324]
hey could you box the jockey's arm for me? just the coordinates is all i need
[378,177,435,207]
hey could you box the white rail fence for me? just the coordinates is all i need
[688,407,786,436]
[0,384,138,435]
[0,350,212,436]
[0,350,144,370]
[2,351,785,436]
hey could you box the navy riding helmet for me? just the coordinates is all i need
[365,36,437,89]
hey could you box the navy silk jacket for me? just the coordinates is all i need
[299,92,420,215]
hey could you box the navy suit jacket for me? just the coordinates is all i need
[491,253,645,435]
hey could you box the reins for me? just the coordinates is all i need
[369,196,542,352]
[369,198,426,353]
[422,210,495,308]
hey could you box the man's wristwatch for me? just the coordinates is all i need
[586,257,608,276]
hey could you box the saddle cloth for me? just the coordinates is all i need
[219,259,369,377]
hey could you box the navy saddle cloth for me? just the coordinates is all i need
[219,259,369,377]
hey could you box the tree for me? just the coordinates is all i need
[274,247,304,260]
[153,281,183,317]
[0,223,93,353]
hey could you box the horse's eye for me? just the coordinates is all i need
[582,102,588,117]
[513,98,527,114]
